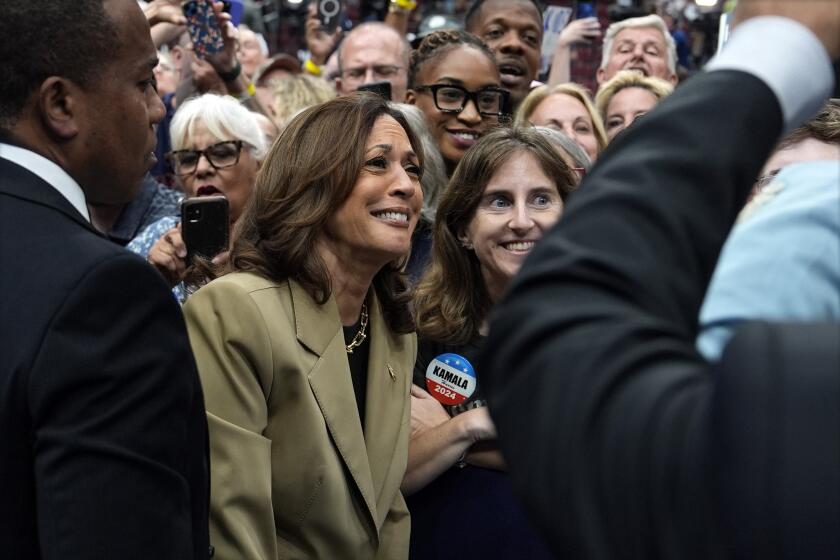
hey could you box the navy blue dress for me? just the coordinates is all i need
[408,336,557,560]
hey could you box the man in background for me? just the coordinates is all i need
[596,14,679,85]
[465,0,543,109]
[336,21,410,102]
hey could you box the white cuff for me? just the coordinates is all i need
[706,16,833,134]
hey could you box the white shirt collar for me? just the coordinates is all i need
[0,142,90,222]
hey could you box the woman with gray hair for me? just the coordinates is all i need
[127,93,267,302]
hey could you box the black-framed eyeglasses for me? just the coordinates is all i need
[414,84,509,117]
[166,140,245,176]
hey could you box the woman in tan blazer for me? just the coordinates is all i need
[183,93,425,559]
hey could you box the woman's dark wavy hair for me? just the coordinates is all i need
[413,126,576,345]
[222,92,424,334]
[408,29,496,89]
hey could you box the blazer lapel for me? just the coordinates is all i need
[364,294,411,529]
[292,282,379,529]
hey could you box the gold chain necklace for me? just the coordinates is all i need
[345,303,369,354]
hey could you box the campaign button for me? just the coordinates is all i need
[425,353,476,406]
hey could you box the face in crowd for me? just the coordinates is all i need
[153,52,179,98]
[467,0,543,109]
[80,0,166,205]
[461,149,563,301]
[322,114,423,267]
[529,93,601,162]
[237,28,268,80]
[597,25,677,85]
[407,41,506,174]
[603,86,659,141]
[337,24,409,103]
[170,121,261,223]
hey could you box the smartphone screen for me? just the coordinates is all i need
[181,196,229,260]
[183,0,225,59]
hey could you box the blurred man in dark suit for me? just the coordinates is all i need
[0,1,209,558]
[480,1,840,558]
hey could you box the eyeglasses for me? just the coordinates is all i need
[166,140,245,176]
[413,84,509,118]
[341,64,404,82]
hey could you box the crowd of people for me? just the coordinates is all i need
[1,0,838,559]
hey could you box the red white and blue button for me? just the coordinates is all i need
[425,353,476,406]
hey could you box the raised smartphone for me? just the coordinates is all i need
[317,0,342,32]
[576,1,595,19]
[221,0,244,27]
[183,0,225,59]
[181,196,229,260]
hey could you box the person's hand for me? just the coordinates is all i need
[733,0,840,59]
[144,0,187,27]
[557,17,602,50]
[212,250,230,267]
[409,384,451,437]
[459,407,497,444]
[205,1,239,75]
[306,3,342,66]
[191,53,227,94]
[147,225,188,288]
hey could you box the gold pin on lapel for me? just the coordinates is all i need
[387,364,396,381]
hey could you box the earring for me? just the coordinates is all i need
[462,241,473,250]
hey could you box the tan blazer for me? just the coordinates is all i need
[183,273,415,560]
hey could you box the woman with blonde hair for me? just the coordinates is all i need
[515,82,608,162]
[270,73,336,129]
[595,69,674,141]
[405,126,576,559]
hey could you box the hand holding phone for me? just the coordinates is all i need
[306,2,342,65]
[147,225,189,288]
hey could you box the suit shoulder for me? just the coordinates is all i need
[200,271,286,296]
[186,272,293,327]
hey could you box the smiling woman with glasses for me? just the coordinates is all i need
[407,30,508,177]
[127,94,267,302]
[412,84,509,117]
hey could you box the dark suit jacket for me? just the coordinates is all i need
[479,70,840,559]
[0,156,210,559]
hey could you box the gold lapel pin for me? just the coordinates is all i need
[387,364,396,381]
